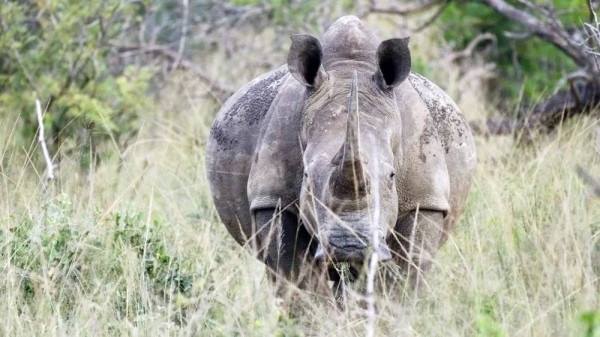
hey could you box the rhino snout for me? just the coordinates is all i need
[314,241,391,263]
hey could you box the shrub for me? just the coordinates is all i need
[0,0,156,168]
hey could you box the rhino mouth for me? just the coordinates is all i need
[313,214,392,265]
[314,242,392,263]
[313,242,392,286]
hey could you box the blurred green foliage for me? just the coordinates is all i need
[439,0,589,104]
[579,311,600,337]
[0,0,155,165]
[0,0,326,170]
[475,297,504,337]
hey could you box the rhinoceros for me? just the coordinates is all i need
[206,16,476,297]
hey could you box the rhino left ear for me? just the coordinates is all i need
[288,34,328,87]
[374,37,411,90]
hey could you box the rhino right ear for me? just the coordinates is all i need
[374,37,411,90]
[287,34,327,87]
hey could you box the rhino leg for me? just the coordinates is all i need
[254,209,312,278]
[387,210,444,292]
[254,209,334,300]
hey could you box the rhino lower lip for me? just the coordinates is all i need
[313,244,392,262]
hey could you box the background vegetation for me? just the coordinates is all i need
[0,0,599,336]
[440,0,588,102]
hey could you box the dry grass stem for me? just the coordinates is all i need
[34,99,55,185]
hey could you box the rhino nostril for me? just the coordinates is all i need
[314,243,392,263]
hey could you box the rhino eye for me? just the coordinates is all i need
[390,171,396,179]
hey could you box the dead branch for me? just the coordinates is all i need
[411,0,450,33]
[35,99,55,185]
[365,250,378,337]
[469,81,600,137]
[173,0,190,70]
[481,0,590,69]
[365,153,382,337]
[448,33,497,62]
[588,0,598,28]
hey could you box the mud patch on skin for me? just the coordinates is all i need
[210,123,239,150]
[419,120,437,163]
[211,70,287,150]
[409,73,467,153]
[228,70,287,125]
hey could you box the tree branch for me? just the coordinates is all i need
[481,0,589,68]
[411,0,450,33]
[366,0,444,16]
[448,33,497,62]
[111,43,235,96]
[173,0,189,70]
[589,0,598,27]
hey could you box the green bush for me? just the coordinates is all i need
[0,193,193,319]
[0,0,156,166]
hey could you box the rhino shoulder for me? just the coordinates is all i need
[209,65,290,153]
[405,72,476,243]
[247,77,308,213]
[407,72,475,164]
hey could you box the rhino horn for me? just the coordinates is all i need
[332,70,368,198]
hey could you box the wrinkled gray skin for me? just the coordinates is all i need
[206,16,476,298]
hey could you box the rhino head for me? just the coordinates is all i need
[288,17,411,265]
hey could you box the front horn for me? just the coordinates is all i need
[332,70,367,199]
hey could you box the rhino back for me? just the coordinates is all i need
[206,65,289,245]
[406,72,476,244]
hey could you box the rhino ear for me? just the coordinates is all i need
[374,37,411,90]
[288,34,327,87]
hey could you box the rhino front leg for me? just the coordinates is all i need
[254,209,331,298]
[387,209,444,292]
[254,209,309,278]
